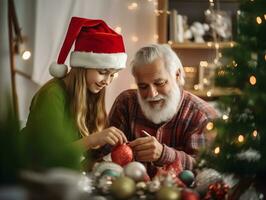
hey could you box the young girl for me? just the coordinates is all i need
[22,17,128,152]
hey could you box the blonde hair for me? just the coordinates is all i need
[64,68,107,137]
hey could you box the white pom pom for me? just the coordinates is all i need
[49,62,68,78]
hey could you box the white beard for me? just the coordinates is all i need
[137,82,181,124]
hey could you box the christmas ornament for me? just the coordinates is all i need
[178,170,195,187]
[97,175,113,194]
[181,188,200,200]
[111,144,133,166]
[194,168,222,196]
[124,161,147,182]
[204,181,229,200]
[148,178,161,193]
[101,169,120,178]
[110,176,136,199]
[156,186,180,200]
[92,161,123,177]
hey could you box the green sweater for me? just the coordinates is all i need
[22,78,79,140]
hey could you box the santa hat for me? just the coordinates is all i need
[49,17,127,78]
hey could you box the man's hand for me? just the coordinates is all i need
[129,136,163,162]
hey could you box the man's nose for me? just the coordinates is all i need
[147,85,158,98]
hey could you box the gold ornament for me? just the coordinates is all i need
[110,176,136,199]
[156,186,180,200]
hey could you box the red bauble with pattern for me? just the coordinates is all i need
[181,189,200,200]
[111,144,133,166]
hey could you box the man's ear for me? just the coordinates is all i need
[176,69,181,81]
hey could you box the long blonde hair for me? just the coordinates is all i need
[64,68,107,137]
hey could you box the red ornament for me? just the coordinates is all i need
[204,181,229,200]
[181,189,200,200]
[111,144,133,166]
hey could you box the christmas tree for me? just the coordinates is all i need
[201,0,266,198]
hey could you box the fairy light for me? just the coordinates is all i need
[207,90,212,97]
[114,26,122,34]
[206,122,214,131]
[128,2,138,10]
[238,135,244,143]
[256,16,262,24]
[214,146,220,154]
[22,50,31,60]
[232,60,238,67]
[113,73,119,79]
[230,42,235,47]
[203,78,209,84]
[264,54,266,61]
[207,42,212,47]
[222,114,229,120]
[215,43,220,49]
[168,40,173,45]
[153,34,159,41]
[249,75,257,85]
[218,70,225,76]
[219,52,222,58]
[131,36,139,42]
[252,130,258,137]
[194,84,199,90]
[200,61,208,67]
[264,14,266,20]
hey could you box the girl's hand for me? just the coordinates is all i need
[88,126,128,148]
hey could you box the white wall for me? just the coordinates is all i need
[0,0,40,124]
[0,0,157,123]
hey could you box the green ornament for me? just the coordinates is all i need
[179,170,195,186]
[110,176,136,199]
[156,186,180,200]
[101,169,120,177]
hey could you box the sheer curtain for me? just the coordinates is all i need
[33,0,157,110]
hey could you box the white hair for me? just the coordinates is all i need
[131,44,185,85]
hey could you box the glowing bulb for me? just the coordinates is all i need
[209,0,214,3]
[232,60,238,67]
[238,135,244,143]
[114,26,122,34]
[200,61,208,67]
[203,78,209,84]
[222,114,228,120]
[153,34,159,41]
[206,91,212,97]
[128,2,138,10]
[249,75,256,85]
[207,42,212,47]
[256,16,262,24]
[131,36,139,42]
[264,14,266,20]
[113,73,119,79]
[194,84,199,90]
[214,147,220,154]
[206,122,214,130]
[252,130,258,137]
[230,42,235,47]
[264,54,266,61]
[215,43,219,49]
[22,50,31,60]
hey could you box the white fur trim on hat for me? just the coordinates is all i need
[70,51,127,69]
[49,62,68,78]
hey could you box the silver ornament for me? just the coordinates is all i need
[195,168,222,194]
[124,162,147,182]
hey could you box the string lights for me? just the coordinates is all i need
[249,75,257,85]
[214,146,220,154]
[238,135,244,143]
